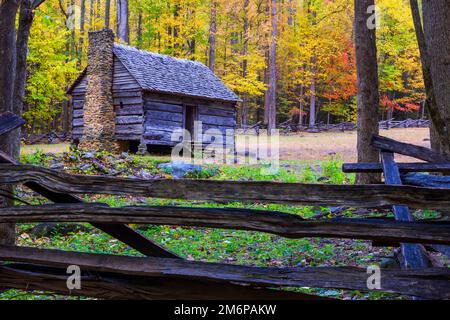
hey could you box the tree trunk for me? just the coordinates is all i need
[309,55,317,129]
[241,0,250,126]
[116,0,129,44]
[78,0,86,62]
[136,10,142,48]
[409,0,448,154]
[89,0,94,27]
[263,1,270,125]
[105,0,111,28]
[208,0,217,72]
[14,0,34,157]
[267,0,277,132]
[354,0,380,184]
[422,0,450,155]
[0,0,20,246]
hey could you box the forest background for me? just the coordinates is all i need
[25,0,424,133]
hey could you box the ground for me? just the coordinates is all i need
[22,127,431,162]
[5,127,447,300]
[236,127,431,162]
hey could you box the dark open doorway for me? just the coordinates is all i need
[184,105,197,158]
[184,105,197,139]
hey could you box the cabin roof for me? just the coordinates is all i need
[68,44,240,103]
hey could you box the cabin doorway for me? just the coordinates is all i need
[184,105,197,138]
[183,105,197,157]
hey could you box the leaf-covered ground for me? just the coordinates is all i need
[1,148,447,300]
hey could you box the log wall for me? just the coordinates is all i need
[71,57,144,141]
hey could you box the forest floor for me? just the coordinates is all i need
[22,127,430,162]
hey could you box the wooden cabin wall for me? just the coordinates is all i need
[197,103,236,150]
[143,92,236,149]
[112,57,144,141]
[70,56,144,142]
[71,74,87,140]
[142,93,184,145]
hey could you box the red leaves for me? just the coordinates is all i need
[380,95,420,112]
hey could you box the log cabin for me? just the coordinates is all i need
[67,29,239,153]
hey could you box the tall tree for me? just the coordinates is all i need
[116,0,129,43]
[422,0,450,155]
[14,0,46,147]
[208,0,217,72]
[266,0,277,132]
[309,55,317,128]
[105,0,111,28]
[0,0,21,245]
[79,0,86,61]
[241,0,250,126]
[354,0,380,184]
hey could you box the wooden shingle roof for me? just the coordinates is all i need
[68,44,240,103]
[113,44,239,102]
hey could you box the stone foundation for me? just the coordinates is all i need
[79,29,119,153]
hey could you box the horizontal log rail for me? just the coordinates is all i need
[342,162,450,173]
[0,245,449,299]
[0,263,322,300]
[402,173,450,188]
[0,112,25,136]
[371,135,450,163]
[1,164,450,209]
[1,204,449,245]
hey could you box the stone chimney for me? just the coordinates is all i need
[79,29,119,152]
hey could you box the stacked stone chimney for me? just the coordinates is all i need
[79,29,119,152]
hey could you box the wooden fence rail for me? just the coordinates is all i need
[0,263,321,300]
[0,245,449,300]
[1,164,450,209]
[0,204,449,245]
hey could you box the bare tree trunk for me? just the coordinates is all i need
[241,0,250,126]
[14,0,34,150]
[89,0,94,27]
[309,55,317,129]
[208,0,217,72]
[78,0,86,62]
[105,0,111,28]
[116,0,129,43]
[0,0,20,246]
[263,1,270,125]
[422,0,450,155]
[298,85,304,125]
[409,0,447,154]
[136,10,142,48]
[267,0,277,132]
[354,0,380,184]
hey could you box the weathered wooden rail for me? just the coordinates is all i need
[0,112,449,300]
[1,163,450,209]
[0,204,449,244]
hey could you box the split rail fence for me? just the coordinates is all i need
[0,112,449,300]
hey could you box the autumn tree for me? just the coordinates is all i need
[265,0,277,132]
